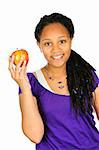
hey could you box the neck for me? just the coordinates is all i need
[45,63,67,79]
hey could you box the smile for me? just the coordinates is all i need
[52,54,64,60]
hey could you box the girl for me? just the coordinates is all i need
[9,13,99,150]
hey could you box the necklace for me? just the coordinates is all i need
[44,67,67,89]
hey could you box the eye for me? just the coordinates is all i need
[44,42,52,46]
[59,39,67,44]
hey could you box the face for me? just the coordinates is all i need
[38,23,72,68]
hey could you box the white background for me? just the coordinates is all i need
[0,0,99,149]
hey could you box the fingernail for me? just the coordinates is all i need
[10,55,14,61]
[24,60,26,65]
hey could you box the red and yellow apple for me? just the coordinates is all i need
[11,49,29,66]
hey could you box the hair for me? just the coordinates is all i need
[35,13,74,42]
[34,12,97,115]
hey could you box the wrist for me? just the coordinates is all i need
[20,82,31,93]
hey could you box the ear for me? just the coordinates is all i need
[37,42,43,53]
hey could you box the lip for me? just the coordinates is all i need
[52,54,64,57]
[52,54,64,60]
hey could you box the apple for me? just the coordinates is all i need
[11,49,29,66]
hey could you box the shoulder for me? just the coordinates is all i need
[92,84,99,119]
[33,72,38,79]
[26,72,37,80]
[25,72,38,88]
[32,67,45,80]
[26,67,45,82]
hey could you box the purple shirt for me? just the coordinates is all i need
[19,70,99,150]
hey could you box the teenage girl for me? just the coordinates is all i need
[9,13,99,150]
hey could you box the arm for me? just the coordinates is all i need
[19,85,44,144]
[8,56,44,143]
[92,84,99,120]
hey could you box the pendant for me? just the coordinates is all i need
[57,81,62,84]
[57,81,64,89]
[58,85,64,89]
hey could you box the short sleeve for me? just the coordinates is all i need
[18,73,37,97]
[91,70,99,92]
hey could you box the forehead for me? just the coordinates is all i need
[40,23,70,38]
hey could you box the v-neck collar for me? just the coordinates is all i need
[35,69,55,93]
[35,69,70,97]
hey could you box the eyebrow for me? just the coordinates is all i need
[41,39,51,42]
[41,36,67,41]
[58,36,67,38]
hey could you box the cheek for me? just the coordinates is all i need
[64,48,71,60]
[42,50,51,60]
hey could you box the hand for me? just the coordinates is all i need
[8,55,30,89]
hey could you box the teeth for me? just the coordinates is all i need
[53,55,63,59]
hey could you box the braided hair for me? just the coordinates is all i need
[34,12,97,115]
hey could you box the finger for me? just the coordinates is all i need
[15,57,25,78]
[9,67,15,79]
[8,55,14,69]
[15,58,24,71]
[21,60,27,74]
[8,56,16,78]
[19,61,27,79]
[8,55,14,72]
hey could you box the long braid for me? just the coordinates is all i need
[67,50,95,115]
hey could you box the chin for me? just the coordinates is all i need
[50,61,66,68]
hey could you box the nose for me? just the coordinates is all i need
[52,43,60,52]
